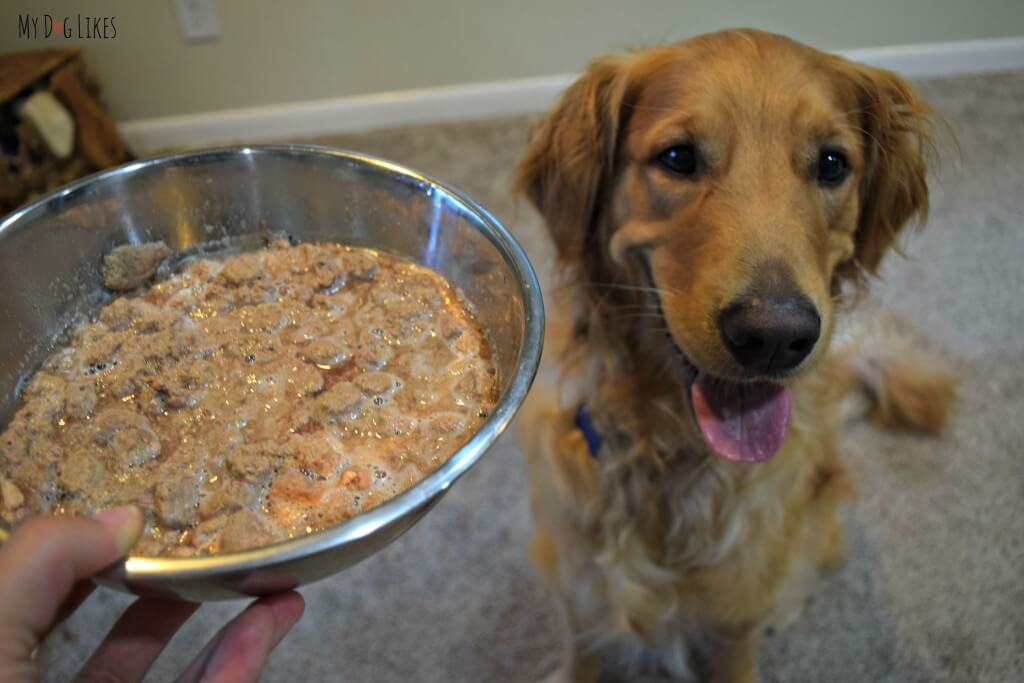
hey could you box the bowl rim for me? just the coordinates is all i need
[0,144,544,584]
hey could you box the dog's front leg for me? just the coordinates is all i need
[541,649,601,683]
[540,597,602,683]
[708,626,762,683]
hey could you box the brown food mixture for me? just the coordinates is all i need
[0,241,496,556]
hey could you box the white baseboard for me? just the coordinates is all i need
[839,36,1024,78]
[120,36,1024,153]
[119,74,575,153]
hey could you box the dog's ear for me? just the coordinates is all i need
[514,56,632,260]
[839,63,933,281]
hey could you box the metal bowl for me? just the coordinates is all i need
[0,145,543,601]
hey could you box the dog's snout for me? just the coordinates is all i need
[719,296,820,373]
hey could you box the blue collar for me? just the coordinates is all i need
[574,404,603,458]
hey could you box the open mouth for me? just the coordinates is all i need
[641,259,793,464]
[669,346,792,464]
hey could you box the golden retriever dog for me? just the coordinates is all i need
[514,29,953,683]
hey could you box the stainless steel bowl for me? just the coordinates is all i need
[0,145,543,601]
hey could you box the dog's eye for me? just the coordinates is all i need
[657,144,699,177]
[816,150,850,186]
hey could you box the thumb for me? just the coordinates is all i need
[0,506,143,661]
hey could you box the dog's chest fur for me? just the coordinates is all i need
[528,368,847,675]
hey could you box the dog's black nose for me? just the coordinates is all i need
[719,296,820,373]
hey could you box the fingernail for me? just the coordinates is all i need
[92,505,143,555]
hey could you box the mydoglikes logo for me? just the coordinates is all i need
[18,13,117,39]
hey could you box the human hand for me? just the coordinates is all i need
[0,506,305,682]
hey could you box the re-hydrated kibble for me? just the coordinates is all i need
[0,241,495,556]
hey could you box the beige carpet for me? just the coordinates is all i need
[39,71,1024,682]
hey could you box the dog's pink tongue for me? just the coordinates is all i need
[690,373,792,463]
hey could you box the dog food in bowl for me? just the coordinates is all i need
[0,240,496,557]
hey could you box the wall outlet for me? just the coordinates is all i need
[175,0,221,43]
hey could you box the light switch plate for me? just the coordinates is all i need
[174,0,221,43]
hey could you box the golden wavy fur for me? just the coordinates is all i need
[514,30,953,683]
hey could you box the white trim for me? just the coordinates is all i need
[119,74,574,152]
[119,36,1024,152]
[839,36,1024,78]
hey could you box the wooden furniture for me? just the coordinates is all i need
[0,48,132,215]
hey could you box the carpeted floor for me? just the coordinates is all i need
[39,71,1024,682]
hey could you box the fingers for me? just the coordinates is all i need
[75,598,199,683]
[0,509,304,683]
[0,507,143,663]
[175,592,305,683]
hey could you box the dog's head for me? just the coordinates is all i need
[516,30,932,463]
